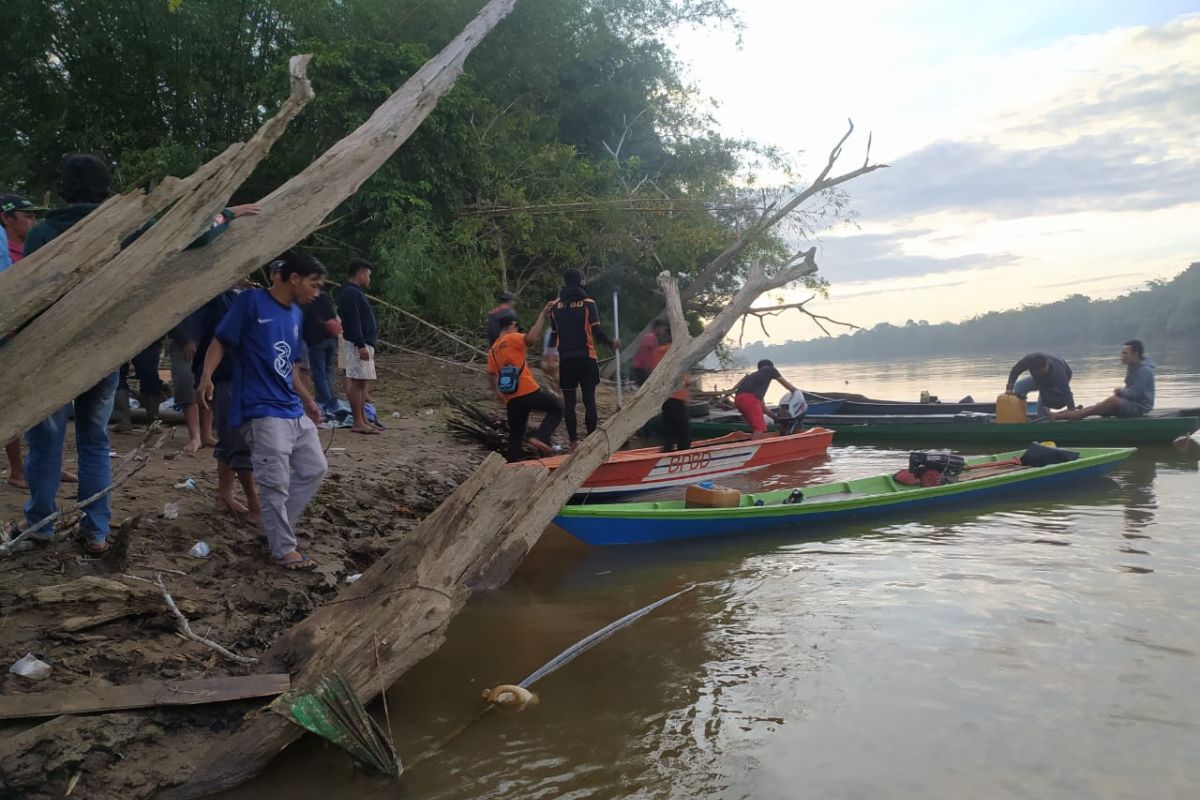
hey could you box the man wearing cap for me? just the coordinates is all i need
[548,268,620,449]
[0,194,58,490]
[0,194,47,268]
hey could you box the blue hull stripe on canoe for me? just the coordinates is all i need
[553,461,1119,546]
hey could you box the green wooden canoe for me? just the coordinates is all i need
[554,447,1135,545]
[679,411,1198,446]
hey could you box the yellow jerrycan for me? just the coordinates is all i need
[995,393,1027,424]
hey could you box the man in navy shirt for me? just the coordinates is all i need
[198,251,328,571]
[338,258,379,435]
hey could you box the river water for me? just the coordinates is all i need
[223,347,1200,800]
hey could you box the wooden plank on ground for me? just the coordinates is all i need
[0,674,291,720]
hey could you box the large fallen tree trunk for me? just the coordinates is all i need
[0,0,520,445]
[163,252,823,798]
[601,121,886,377]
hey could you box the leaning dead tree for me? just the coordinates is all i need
[0,1,887,795]
[601,121,886,377]
[0,0,521,446]
[163,252,828,798]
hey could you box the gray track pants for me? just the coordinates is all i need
[243,416,328,560]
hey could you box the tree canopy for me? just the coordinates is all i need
[0,0,838,340]
[738,262,1200,364]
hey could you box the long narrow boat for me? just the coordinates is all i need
[802,391,1038,416]
[683,409,1198,446]
[513,428,833,497]
[553,447,1135,545]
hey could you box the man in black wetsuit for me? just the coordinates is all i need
[548,269,620,450]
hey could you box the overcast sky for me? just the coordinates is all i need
[672,2,1200,342]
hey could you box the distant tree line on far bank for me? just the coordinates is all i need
[737,262,1200,365]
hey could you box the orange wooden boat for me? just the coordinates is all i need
[514,428,834,498]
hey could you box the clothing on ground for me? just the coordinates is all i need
[338,282,377,348]
[504,389,562,462]
[487,332,539,401]
[215,288,305,427]
[1117,358,1155,414]
[342,341,377,381]
[733,365,782,401]
[243,415,328,560]
[548,285,613,359]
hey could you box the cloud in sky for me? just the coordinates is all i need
[849,132,1200,222]
[672,6,1200,341]
[817,230,1019,283]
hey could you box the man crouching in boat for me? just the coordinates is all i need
[1005,352,1075,418]
[1054,340,1155,420]
[732,360,799,440]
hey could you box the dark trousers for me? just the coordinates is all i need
[118,340,165,396]
[562,384,598,442]
[506,389,563,461]
[559,355,599,442]
[307,338,339,410]
[660,398,691,452]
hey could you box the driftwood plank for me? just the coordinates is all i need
[0,674,291,720]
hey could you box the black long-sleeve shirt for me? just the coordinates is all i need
[1008,352,1074,407]
[338,282,377,348]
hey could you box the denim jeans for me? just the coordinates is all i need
[25,371,119,542]
[307,338,339,411]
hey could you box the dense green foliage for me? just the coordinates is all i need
[0,0,829,340]
[739,263,1200,364]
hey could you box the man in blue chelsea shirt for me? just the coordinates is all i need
[199,250,328,571]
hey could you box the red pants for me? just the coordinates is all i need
[735,392,768,433]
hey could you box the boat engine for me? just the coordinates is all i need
[904,450,966,486]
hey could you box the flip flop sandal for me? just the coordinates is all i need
[274,553,318,572]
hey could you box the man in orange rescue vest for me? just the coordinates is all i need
[488,301,563,461]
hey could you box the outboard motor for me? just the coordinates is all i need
[776,390,809,435]
[906,450,966,485]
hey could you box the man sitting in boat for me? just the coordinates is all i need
[1054,340,1155,420]
[1005,352,1075,417]
[732,360,799,440]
